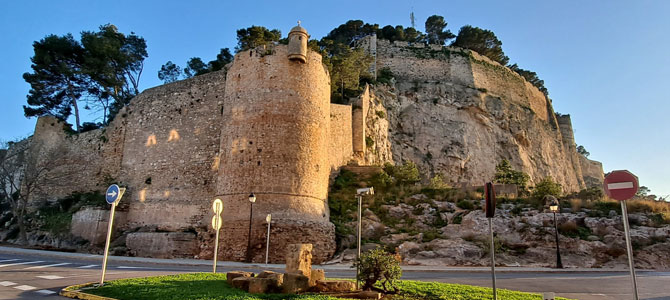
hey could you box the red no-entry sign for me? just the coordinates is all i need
[603,170,639,201]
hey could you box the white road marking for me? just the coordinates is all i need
[591,294,607,296]
[116,266,142,269]
[36,275,64,280]
[0,281,17,286]
[24,262,71,270]
[607,182,634,189]
[77,264,98,269]
[0,259,19,263]
[0,260,44,268]
[36,290,56,295]
[14,285,36,291]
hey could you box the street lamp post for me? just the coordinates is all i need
[246,193,256,263]
[355,187,374,290]
[549,196,563,269]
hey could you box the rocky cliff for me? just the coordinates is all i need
[358,37,603,192]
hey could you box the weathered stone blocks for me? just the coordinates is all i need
[282,272,310,294]
[313,280,356,293]
[286,244,312,277]
[126,232,196,258]
[226,271,254,285]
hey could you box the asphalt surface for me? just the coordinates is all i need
[0,247,668,300]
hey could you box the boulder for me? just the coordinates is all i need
[313,280,356,292]
[257,270,279,278]
[309,268,325,287]
[231,277,253,292]
[286,244,312,277]
[248,277,275,294]
[283,272,310,294]
[226,271,254,285]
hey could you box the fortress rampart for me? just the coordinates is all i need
[12,26,604,261]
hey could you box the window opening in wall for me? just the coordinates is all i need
[145,177,152,185]
[250,51,253,57]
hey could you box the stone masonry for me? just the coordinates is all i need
[12,25,603,262]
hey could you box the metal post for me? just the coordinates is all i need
[246,201,254,263]
[553,212,563,268]
[621,200,639,300]
[356,195,362,290]
[100,201,117,285]
[488,218,497,300]
[213,221,220,273]
[265,219,271,265]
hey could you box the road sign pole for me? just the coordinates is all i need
[489,218,497,300]
[621,200,639,300]
[100,200,117,285]
[213,220,220,273]
[265,217,271,265]
[356,194,362,290]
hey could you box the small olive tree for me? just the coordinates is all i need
[353,248,402,292]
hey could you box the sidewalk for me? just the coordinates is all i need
[0,245,635,273]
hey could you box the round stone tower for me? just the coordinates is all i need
[216,27,335,263]
[287,22,308,63]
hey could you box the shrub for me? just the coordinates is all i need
[384,161,420,185]
[428,174,449,190]
[376,110,386,119]
[366,136,375,148]
[354,248,402,292]
[494,159,529,190]
[532,176,562,201]
[456,200,474,210]
[377,67,394,85]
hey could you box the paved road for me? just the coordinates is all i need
[0,248,668,300]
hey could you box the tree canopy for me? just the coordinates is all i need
[425,15,455,45]
[235,26,281,52]
[494,159,530,189]
[452,25,509,65]
[508,64,548,96]
[158,61,181,84]
[23,24,147,130]
[576,145,590,157]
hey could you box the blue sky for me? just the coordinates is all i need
[1,1,668,197]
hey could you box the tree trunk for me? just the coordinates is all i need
[15,211,27,245]
[66,81,81,132]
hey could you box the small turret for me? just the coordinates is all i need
[288,21,308,63]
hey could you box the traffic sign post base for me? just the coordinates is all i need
[621,200,639,300]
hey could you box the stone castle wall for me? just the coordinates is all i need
[360,36,600,192]
[117,71,226,233]
[329,103,354,171]
[216,45,335,262]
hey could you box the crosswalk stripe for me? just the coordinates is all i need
[36,275,65,280]
[116,266,142,269]
[14,285,36,291]
[36,290,57,295]
[24,262,71,270]
[0,259,19,263]
[77,264,98,269]
[0,261,44,268]
[0,281,17,286]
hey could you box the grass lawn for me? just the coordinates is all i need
[83,273,573,300]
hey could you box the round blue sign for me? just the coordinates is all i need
[106,184,121,204]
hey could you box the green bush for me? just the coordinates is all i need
[375,110,386,119]
[376,67,394,85]
[532,176,562,201]
[383,161,420,185]
[365,136,375,148]
[494,159,529,190]
[456,200,474,210]
[354,248,402,292]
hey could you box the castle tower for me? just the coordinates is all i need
[216,26,335,263]
[287,21,308,63]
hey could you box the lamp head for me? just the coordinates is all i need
[356,187,374,196]
[249,193,256,203]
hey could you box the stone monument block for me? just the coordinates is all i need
[282,272,310,294]
[309,268,325,287]
[285,243,313,277]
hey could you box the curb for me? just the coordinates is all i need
[60,282,118,300]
